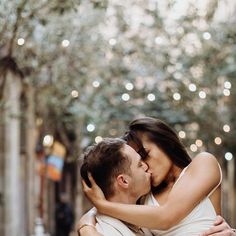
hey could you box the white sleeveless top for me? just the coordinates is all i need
[143,165,222,236]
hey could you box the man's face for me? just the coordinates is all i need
[122,144,151,198]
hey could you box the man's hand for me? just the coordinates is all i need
[200,215,236,236]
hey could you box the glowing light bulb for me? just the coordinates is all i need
[223,124,230,132]
[125,83,134,91]
[214,137,222,145]
[95,136,103,143]
[173,93,181,101]
[147,93,156,101]
[109,38,117,46]
[223,89,230,96]
[203,32,211,40]
[93,81,100,88]
[190,144,198,152]
[17,38,25,46]
[224,81,231,89]
[121,93,130,101]
[155,36,163,45]
[225,152,233,161]
[195,139,203,147]
[62,39,70,47]
[87,124,95,132]
[71,90,79,98]
[189,83,197,92]
[43,135,54,147]
[179,131,186,139]
[199,91,206,99]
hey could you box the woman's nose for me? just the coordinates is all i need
[141,161,148,171]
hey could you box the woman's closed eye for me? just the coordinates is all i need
[138,148,146,159]
[138,148,149,160]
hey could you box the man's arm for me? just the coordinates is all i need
[200,215,236,236]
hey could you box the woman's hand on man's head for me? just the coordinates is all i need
[82,173,106,210]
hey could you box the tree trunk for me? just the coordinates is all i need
[0,95,5,236]
[24,84,37,235]
[3,71,25,236]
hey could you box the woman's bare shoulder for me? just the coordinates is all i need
[186,152,221,182]
[190,152,218,167]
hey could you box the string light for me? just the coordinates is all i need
[95,136,103,143]
[224,81,231,89]
[223,124,230,132]
[199,91,206,99]
[43,135,54,147]
[225,152,233,161]
[223,89,230,96]
[62,39,70,47]
[121,93,130,101]
[125,83,134,91]
[109,38,117,46]
[17,38,25,46]
[203,32,211,40]
[189,83,197,92]
[195,139,203,147]
[214,137,222,145]
[178,131,186,138]
[93,81,100,88]
[190,144,198,152]
[173,93,181,101]
[155,36,163,45]
[71,90,79,98]
[87,124,95,132]
[147,93,156,101]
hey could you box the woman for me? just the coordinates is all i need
[79,117,229,235]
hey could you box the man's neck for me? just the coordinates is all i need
[107,192,138,205]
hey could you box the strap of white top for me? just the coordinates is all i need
[208,162,222,196]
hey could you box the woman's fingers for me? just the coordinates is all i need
[82,179,90,192]
[214,215,224,226]
[88,172,97,186]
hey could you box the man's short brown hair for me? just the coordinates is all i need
[80,138,131,198]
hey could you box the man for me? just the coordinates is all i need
[79,138,152,236]
[78,138,236,236]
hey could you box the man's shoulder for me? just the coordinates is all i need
[96,214,136,236]
[96,214,152,236]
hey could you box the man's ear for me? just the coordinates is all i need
[116,174,129,189]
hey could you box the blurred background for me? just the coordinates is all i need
[0,0,235,235]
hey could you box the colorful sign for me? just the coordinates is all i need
[47,141,66,181]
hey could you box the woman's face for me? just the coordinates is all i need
[140,133,173,187]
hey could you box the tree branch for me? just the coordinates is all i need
[8,0,28,56]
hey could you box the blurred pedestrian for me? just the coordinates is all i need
[55,193,74,236]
